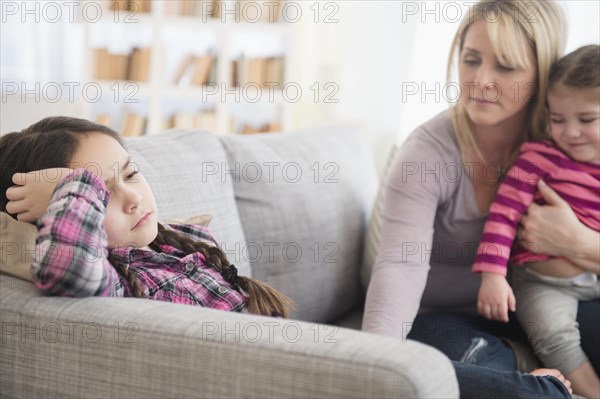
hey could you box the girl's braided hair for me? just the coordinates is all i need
[0,116,295,317]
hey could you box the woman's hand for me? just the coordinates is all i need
[519,180,581,257]
[5,168,74,223]
[477,272,516,323]
[519,180,599,273]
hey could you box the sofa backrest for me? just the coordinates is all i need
[126,126,378,323]
[220,127,378,322]
[126,131,252,277]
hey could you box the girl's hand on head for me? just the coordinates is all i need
[519,180,582,258]
[5,168,74,223]
[477,272,516,323]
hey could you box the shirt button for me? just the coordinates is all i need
[185,263,194,271]
[218,286,229,294]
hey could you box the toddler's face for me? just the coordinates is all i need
[70,133,158,248]
[548,83,600,164]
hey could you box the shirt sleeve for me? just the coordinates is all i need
[472,152,545,275]
[166,222,218,247]
[362,134,445,340]
[32,168,125,297]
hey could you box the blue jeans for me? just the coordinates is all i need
[454,362,571,399]
[408,300,599,398]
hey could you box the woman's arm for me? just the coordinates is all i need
[362,136,444,340]
[520,180,600,274]
[30,169,125,296]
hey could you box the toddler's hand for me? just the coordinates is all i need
[5,168,74,223]
[477,272,516,323]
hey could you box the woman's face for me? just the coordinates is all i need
[459,19,537,130]
[70,133,158,249]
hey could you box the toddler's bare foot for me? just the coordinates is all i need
[530,368,573,395]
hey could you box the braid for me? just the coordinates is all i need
[109,255,148,298]
[151,223,295,318]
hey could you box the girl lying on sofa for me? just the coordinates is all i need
[0,116,295,317]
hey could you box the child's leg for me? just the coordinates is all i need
[512,267,600,397]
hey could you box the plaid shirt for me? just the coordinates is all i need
[32,168,247,313]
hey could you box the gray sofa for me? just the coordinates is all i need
[0,126,458,398]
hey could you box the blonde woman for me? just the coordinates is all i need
[363,1,599,397]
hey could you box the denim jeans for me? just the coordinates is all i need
[407,310,527,371]
[578,299,600,374]
[454,362,571,399]
[408,299,599,398]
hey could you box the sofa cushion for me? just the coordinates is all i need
[126,131,251,277]
[220,126,378,323]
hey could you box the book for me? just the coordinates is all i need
[266,122,282,132]
[128,0,151,13]
[195,110,217,131]
[95,113,111,127]
[114,53,129,80]
[248,58,267,87]
[172,54,196,85]
[93,48,109,80]
[190,54,214,86]
[167,110,217,132]
[266,57,284,85]
[129,48,151,81]
[121,112,146,136]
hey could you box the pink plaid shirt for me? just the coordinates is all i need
[32,168,247,312]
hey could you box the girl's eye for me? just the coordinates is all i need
[125,171,139,180]
[550,119,564,124]
[463,59,479,66]
[581,118,596,124]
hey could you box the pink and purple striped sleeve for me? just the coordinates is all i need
[32,168,125,297]
[472,153,546,275]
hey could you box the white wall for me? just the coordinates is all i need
[2,1,599,176]
[294,1,600,175]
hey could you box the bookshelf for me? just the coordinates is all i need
[80,0,295,136]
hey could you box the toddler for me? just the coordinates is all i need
[473,45,600,398]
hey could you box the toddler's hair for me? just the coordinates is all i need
[0,117,295,317]
[549,44,600,89]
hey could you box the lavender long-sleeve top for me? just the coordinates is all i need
[362,111,488,339]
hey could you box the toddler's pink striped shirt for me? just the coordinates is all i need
[472,140,600,275]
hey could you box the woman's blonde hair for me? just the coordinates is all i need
[447,0,566,163]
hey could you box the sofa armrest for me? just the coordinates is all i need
[1,276,458,398]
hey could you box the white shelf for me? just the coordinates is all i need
[81,0,294,136]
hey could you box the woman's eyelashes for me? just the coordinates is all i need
[461,56,515,72]
[496,64,515,72]
[462,56,480,66]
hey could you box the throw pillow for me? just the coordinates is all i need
[0,212,36,282]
